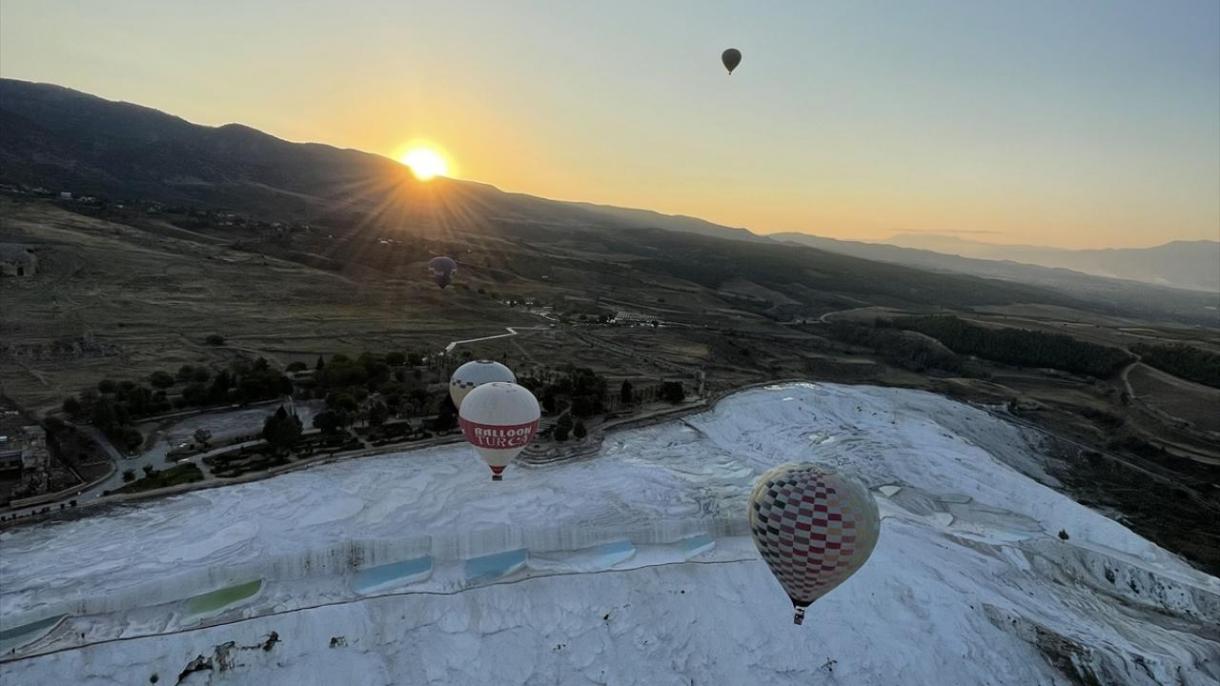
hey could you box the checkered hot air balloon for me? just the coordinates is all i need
[450,360,516,410]
[748,463,880,625]
[459,382,540,481]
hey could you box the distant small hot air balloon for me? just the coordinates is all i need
[748,463,880,625]
[459,382,540,481]
[450,360,516,410]
[429,256,457,289]
[721,48,742,75]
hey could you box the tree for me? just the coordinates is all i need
[118,426,143,452]
[122,470,135,483]
[191,367,211,383]
[433,395,458,431]
[315,355,326,371]
[262,406,302,454]
[385,352,406,366]
[97,379,117,394]
[194,428,212,447]
[313,410,349,435]
[149,371,176,389]
[92,397,119,432]
[554,413,573,442]
[142,465,155,477]
[205,334,226,346]
[620,380,634,406]
[176,365,196,382]
[286,361,308,373]
[573,420,587,440]
[62,396,82,418]
[368,401,389,428]
[660,381,686,404]
[327,392,358,413]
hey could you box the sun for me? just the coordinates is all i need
[400,147,449,181]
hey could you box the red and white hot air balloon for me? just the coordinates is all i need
[458,382,540,481]
[450,360,516,410]
[748,463,880,625]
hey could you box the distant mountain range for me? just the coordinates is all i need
[0,78,1214,320]
[882,234,1219,293]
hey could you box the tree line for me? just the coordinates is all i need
[889,316,1134,378]
[825,320,962,373]
[1131,343,1220,388]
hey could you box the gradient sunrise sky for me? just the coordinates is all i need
[2,0,1217,249]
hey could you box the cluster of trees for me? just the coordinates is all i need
[826,320,962,373]
[1132,343,1220,389]
[60,358,294,452]
[61,381,163,452]
[305,351,449,435]
[892,316,1134,378]
[521,365,609,418]
[175,357,291,408]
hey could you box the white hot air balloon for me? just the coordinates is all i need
[458,382,540,481]
[450,360,516,410]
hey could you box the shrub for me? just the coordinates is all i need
[205,334,226,346]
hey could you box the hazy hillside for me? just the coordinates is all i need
[773,232,1219,324]
[886,234,1220,293]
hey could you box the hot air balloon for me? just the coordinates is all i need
[748,463,880,625]
[429,256,457,289]
[458,382,540,481]
[450,360,516,410]
[721,48,742,75]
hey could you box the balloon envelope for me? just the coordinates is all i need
[721,48,742,74]
[429,256,457,289]
[748,463,880,624]
[450,360,516,409]
[458,382,540,480]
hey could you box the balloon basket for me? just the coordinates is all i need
[793,607,806,625]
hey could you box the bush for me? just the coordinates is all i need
[573,421,587,440]
[205,334,226,346]
[122,470,135,483]
[98,379,117,394]
[286,361,308,373]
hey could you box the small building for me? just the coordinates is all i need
[0,244,37,277]
[58,191,72,200]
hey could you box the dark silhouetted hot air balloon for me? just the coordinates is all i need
[748,463,880,625]
[429,256,457,289]
[450,360,516,410]
[722,48,742,75]
[458,382,540,481]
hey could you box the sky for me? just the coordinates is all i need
[2,1,1217,249]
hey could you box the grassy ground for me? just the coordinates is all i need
[113,463,204,494]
